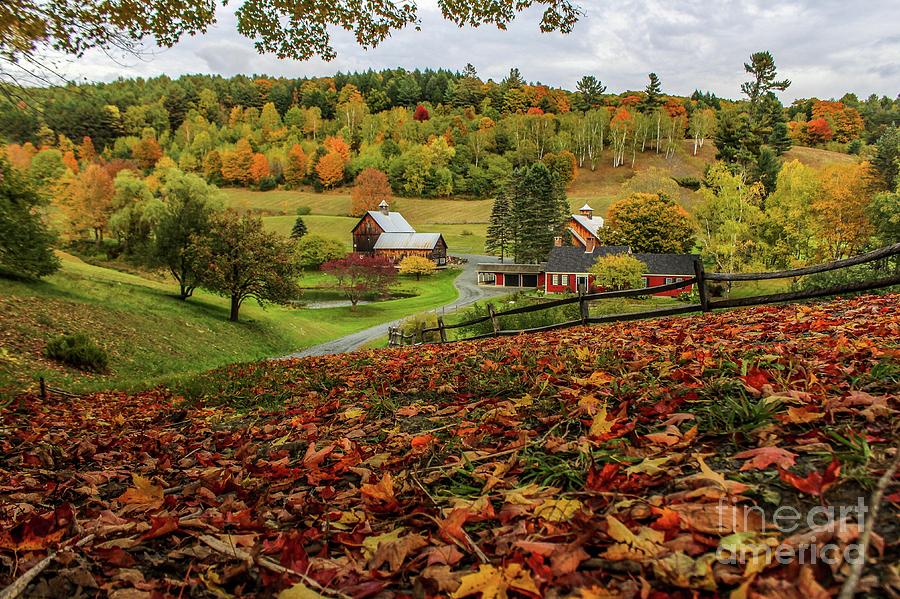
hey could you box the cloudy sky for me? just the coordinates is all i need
[62,0,899,102]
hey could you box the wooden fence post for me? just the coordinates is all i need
[39,377,47,400]
[579,291,589,325]
[693,258,710,312]
[487,304,500,337]
[388,327,396,347]
[437,317,447,343]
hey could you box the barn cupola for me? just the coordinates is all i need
[378,200,390,216]
[579,203,594,219]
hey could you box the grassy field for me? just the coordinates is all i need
[0,253,461,396]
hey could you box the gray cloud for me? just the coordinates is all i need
[57,0,899,101]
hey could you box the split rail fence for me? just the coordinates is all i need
[388,242,900,347]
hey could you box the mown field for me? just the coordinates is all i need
[0,253,461,396]
[2,294,896,597]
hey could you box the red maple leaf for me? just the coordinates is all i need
[735,446,798,471]
[778,458,841,497]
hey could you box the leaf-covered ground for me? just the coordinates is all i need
[1,294,899,598]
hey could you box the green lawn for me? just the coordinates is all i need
[0,253,461,397]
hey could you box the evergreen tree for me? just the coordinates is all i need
[752,146,781,198]
[768,121,792,155]
[502,68,525,90]
[507,162,567,263]
[715,108,754,167]
[575,75,606,111]
[640,73,663,113]
[741,51,791,113]
[291,214,308,239]
[485,191,512,262]
[873,126,900,190]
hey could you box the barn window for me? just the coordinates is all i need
[552,274,559,286]
[665,277,674,285]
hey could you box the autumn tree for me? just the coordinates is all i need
[0,156,59,278]
[398,255,436,280]
[322,253,396,310]
[323,135,351,163]
[604,193,695,254]
[77,136,97,163]
[132,138,163,170]
[192,211,301,321]
[812,162,874,260]
[695,163,766,289]
[316,151,346,188]
[283,144,308,187]
[153,171,219,299]
[221,138,254,184]
[413,105,430,121]
[762,160,820,267]
[590,254,646,291]
[60,163,115,244]
[805,118,833,145]
[249,152,271,184]
[350,168,392,216]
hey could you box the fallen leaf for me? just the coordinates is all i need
[452,563,539,599]
[735,446,797,471]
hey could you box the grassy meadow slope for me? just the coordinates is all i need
[0,253,461,396]
[223,142,856,255]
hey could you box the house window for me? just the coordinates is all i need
[676,277,683,283]
[552,274,559,286]
[665,277,674,285]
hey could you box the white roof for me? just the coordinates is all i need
[367,210,415,233]
[571,213,604,237]
[579,203,594,211]
[374,232,442,250]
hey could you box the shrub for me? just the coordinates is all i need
[44,334,109,372]
[460,229,473,236]
[295,206,312,215]
[398,312,441,343]
[673,176,702,190]
[258,176,277,191]
[796,263,900,295]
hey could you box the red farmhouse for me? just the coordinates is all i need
[543,246,696,297]
[476,246,696,297]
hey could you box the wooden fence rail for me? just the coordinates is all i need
[388,242,900,348]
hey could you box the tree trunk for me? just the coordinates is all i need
[230,295,241,322]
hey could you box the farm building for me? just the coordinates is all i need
[544,246,696,297]
[568,203,604,251]
[476,245,696,297]
[352,201,448,265]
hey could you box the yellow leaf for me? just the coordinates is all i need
[603,515,666,561]
[695,455,728,491]
[361,528,403,560]
[116,474,163,507]
[652,552,717,591]
[589,404,619,437]
[513,394,534,408]
[278,581,328,599]
[342,407,365,420]
[625,456,670,476]
[452,563,539,599]
[534,498,583,522]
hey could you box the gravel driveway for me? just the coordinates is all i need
[281,254,510,359]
